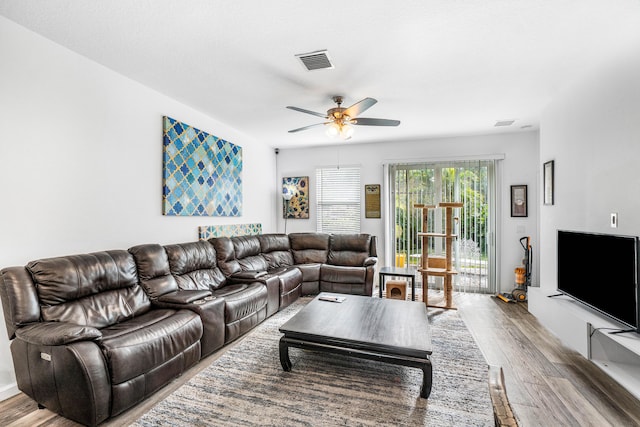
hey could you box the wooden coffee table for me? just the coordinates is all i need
[279,293,433,398]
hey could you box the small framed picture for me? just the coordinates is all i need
[364,184,381,218]
[543,160,554,205]
[510,185,528,217]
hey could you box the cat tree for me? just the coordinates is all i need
[415,202,463,309]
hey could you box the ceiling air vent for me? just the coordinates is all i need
[494,120,515,127]
[295,50,334,71]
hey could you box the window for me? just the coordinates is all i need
[316,166,361,233]
[390,160,496,293]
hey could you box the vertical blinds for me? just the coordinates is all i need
[390,159,495,293]
[316,166,361,234]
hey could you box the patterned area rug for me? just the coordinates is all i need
[133,297,492,426]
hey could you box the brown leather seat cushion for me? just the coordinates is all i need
[213,282,268,342]
[100,309,202,384]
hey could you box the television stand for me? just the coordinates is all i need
[529,288,640,401]
[609,329,637,335]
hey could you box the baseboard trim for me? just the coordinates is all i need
[0,382,19,403]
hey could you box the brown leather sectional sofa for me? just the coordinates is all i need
[0,232,376,426]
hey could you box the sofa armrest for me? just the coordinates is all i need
[230,270,267,280]
[157,290,213,304]
[11,337,111,425]
[15,322,102,346]
[363,257,377,267]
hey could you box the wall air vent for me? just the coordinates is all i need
[295,50,334,71]
[494,120,515,127]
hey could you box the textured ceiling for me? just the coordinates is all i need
[2,0,640,148]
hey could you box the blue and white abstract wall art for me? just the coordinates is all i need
[163,116,242,216]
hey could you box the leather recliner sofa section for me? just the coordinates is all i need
[130,241,269,346]
[0,251,202,426]
[211,232,378,300]
[0,232,376,426]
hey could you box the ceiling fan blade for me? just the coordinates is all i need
[352,118,400,126]
[288,122,329,133]
[343,97,377,118]
[286,106,328,119]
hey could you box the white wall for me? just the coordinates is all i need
[530,38,640,355]
[276,131,539,293]
[536,41,640,296]
[0,16,276,398]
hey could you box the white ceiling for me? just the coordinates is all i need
[2,0,640,148]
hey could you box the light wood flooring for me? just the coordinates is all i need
[1,291,640,426]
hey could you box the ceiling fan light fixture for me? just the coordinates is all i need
[325,121,354,140]
[341,123,354,139]
[288,96,398,139]
[325,122,341,138]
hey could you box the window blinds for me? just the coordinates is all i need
[316,166,361,234]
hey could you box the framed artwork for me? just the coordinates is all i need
[162,116,242,216]
[510,185,528,217]
[282,176,309,219]
[365,184,381,218]
[198,223,262,240]
[543,160,554,205]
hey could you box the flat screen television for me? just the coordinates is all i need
[557,230,639,331]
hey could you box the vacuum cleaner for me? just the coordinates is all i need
[497,236,532,303]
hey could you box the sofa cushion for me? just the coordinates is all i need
[40,287,150,330]
[289,233,329,264]
[129,244,179,300]
[28,250,139,304]
[27,251,150,327]
[164,241,227,290]
[212,236,270,274]
[258,234,294,269]
[100,308,202,385]
[213,282,268,343]
[328,234,372,266]
[233,236,269,271]
[296,263,321,283]
[210,237,239,276]
[321,265,367,284]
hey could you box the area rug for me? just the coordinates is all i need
[133,297,493,426]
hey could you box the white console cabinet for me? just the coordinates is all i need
[529,287,640,400]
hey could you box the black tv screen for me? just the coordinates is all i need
[557,230,639,330]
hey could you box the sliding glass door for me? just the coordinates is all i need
[390,160,496,293]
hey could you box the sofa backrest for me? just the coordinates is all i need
[164,241,227,290]
[258,234,294,270]
[327,234,373,267]
[289,233,329,264]
[129,243,180,299]
[26,250,150,329]
[210,236,269,276]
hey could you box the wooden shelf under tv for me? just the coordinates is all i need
[530,288,640,401]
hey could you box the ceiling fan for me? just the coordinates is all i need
[286,96,400,140]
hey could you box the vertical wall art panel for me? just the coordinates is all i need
[282,176,309,219]
[198,223,262,240]
[163,116,242,216]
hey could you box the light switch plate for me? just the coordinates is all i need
[610,213,618,228]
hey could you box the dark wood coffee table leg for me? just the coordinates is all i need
[420,360,433,398]
[279,337,292,371]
